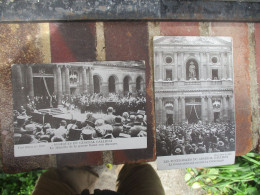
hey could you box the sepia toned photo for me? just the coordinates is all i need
[12,61,147,157]
[154,36,236,169]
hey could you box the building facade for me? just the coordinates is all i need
[154,36,234,125]
[12,61,145,109]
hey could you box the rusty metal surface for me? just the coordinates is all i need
[0,0,260,22]
[0,23,51,173]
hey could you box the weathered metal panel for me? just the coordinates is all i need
[0,0,259,22]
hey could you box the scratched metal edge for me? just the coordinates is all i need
[0,23,52,173]
[0,1,260,22]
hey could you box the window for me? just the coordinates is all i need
[212,57,218,63]
[165,56,173,64]
[212,69,219,80]
[166,69,172,81]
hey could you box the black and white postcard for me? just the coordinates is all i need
[12,61,147,157]
[154,36,236,169]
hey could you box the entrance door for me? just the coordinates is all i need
[214,112,220,122]
[186,98,201,124]
[166,114,173,125]
[93,75,100,93]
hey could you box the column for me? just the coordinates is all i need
[181,53,185,80]
[200,52,204,80]
[174,97,179,123]
[201,96,206,122]
[12,65,25,108]
[157,98,163,125]
[207,96,214,122]
[64,66,70,96]
[229,95,235,121]
[53,67,57,95]
[206,53,211,79]
[56,65,62,106]
[181,97,186,122]
[228,52,233,79]
[26,65,34,99]
[61,67,65,94]
[221,52,227,79]
[81,67,87,93]
[222,95,228,121]
[158,51,163,80]
[174,52,178,80]
[88,67,94,94]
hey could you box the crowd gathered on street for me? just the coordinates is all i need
[13,93,147,145]
[156,121,235,156]
[14,107,147,144]
[25,93,146,115]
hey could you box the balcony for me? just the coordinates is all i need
[154,79,233,91]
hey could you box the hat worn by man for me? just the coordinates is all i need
[107,107,113,113]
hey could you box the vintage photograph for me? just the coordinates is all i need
[12,61,147,156]
[154,36,236,169]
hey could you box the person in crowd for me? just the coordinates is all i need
[112,116,123,138]
[82,112,96,128]
[129,115,146,137]
[51,120,67,141]
[156,122,235,156]
[104,107,115,125]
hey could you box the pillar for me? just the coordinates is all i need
[222,95,228,121]
[207,96,214,122]
[53,67,57,95]
[174,97,179,123]
[157,98,163,125]
[26,65,34,99]
[181,53,185,80]
[81,67,87,93]
[158,51,163,80]
[206,53,211,79]
[64,65,70,96]
[229,95,235,121]
[228,52,233,79]
[200,52,204,80]
[12,65,26,108]
[174,52,178,80]
[61,67,65,94]
[181,97,186,122]
[221,52,227,79]
[56,65,62,106]
[201,96,206,122]
[88,67,94,94]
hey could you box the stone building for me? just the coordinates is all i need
[12,61,145,109]
[154,36,234,125]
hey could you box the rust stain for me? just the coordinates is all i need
[0,23,49,173]
[210,22,252,156]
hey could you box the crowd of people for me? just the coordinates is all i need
[25,93,146,116]
[156,121,235,156]
[13,106,147,145]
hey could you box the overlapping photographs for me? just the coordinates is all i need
[154,36,236,169]
[12,61,147,157]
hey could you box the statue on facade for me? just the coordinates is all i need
[188,61,196,80]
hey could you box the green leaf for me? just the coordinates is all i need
[184,173,192,182]
[245,186,259,195]
[191,182,201,189]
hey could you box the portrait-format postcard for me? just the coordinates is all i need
[12,61,147,157]
[154,36,236,169]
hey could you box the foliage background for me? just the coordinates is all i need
[0,169,45,195]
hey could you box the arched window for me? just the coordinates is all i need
[93,75,100,93]
[136,76,144,92]
[123,77,129,94]
[108,76,116,93]
[186,59,199,80]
